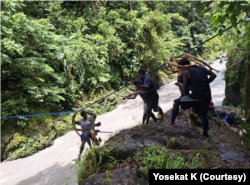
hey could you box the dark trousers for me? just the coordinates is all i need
[171,96,210,137]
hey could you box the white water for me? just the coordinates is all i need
[0,59,226,185]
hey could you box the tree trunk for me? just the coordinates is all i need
[92,2,97,16]
[65,60,72,80]
[28,34,33,50]
[129,1,133,11]
[147,30,154,52]
[244,22,250,122]
[244,53,250,122]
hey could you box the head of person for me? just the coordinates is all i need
[178,58,190,70]
[80,110,87,119]
[137,69,146,78]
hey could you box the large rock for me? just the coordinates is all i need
[78,109,250,184]
[101,119,214,161]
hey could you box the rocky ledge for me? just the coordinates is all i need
[77,108,250,185]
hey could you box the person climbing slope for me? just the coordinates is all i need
[168,58,217,137]
[137,69,164,124]
[123,80,164,124]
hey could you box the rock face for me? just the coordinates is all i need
[82,169,148,185]
[78,109,250,184]
[105,122,213,161]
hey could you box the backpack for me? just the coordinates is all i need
[214,109,227,119]
[223,111,238,125]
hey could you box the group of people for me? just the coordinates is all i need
[75,57,217,160]
[123,58,216,138]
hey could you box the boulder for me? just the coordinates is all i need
[78,109,250,184]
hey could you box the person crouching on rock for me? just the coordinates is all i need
[75,110,101,160]
[168,58,217,137]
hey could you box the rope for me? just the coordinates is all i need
[0,23,239,120]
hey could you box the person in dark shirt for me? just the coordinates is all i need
[168,58,217,137]
[137,69,163,124]
[123,80,157,124]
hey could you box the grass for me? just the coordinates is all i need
[239,122,250,149]
[103,171,113,185]
[75,144,120,184]
[131,146,205,177]
[75,145,207,183]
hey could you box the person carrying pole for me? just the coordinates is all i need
[168,58,217,137]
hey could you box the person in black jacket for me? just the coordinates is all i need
[168,58,217,137]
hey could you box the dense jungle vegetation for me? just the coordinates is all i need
[1,1,250,160]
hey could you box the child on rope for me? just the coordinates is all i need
[75,110,101,160]
[123,80,164,124]
[168,58,217,137]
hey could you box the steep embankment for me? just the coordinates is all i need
[79,109,250,184]
[1,59,229,185]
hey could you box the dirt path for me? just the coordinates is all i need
[0,59,226,185]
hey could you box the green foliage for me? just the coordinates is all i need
[103,171,113,185]
[76,144,217,181]
[1,113,72,160]
[1,1,217,119]
[75,144,119,183]
[239,123,250,149]
[1,1,225,159]
[17,119,27,128]
[132,146,204,177]
[201,1,250,31]
[201,1,250,121]
[1,1,68,117]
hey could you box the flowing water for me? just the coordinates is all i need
[0,59,226,185]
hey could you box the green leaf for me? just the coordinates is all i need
[35,77,45,82]
[218,28,224,36]
[230,16,237,28]
[56,52,64,60]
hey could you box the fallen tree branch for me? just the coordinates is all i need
[183,53,220,72]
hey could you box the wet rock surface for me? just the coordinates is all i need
[105,122,213,161]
